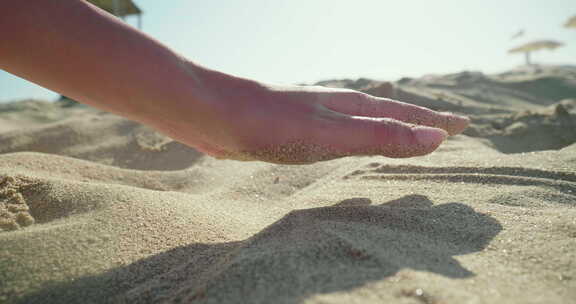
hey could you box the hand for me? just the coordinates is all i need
[156,79,469,164]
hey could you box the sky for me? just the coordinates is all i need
[1,0,575,102]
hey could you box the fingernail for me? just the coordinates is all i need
[442,112,471,130]
[414,127,448,147]
[441,112,470,122]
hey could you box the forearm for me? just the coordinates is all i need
[0,0,219,125]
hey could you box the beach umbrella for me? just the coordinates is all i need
[564,15,576,29]
[87,0,143,28]
[508,40,564,65]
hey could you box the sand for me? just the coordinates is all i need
[1,65,575,304]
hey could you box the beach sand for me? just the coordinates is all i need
[1,65,575,304]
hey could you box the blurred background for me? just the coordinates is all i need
[1,0,574,102]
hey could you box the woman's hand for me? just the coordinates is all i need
[155,76,469,164]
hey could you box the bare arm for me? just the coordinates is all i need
[0,0,229,127]
[0,0,468,164]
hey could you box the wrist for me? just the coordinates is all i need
[135,61,269,143]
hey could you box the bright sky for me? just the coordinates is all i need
[1,0,575,102]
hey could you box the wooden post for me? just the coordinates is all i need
[112,0,120,16]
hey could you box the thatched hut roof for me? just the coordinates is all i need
[565,15,576,28]
[87,0,142,17]
[508,40,564,53]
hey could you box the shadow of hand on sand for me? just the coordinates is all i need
[18,195,501,304]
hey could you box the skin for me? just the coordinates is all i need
[0,0,469,165]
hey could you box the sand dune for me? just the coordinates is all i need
[1,66,575,304]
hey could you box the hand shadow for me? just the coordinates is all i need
[17,194,501,304]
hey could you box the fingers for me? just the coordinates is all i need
[232,113,447,164]
[322,91,469,136]
[314,114,448,158]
